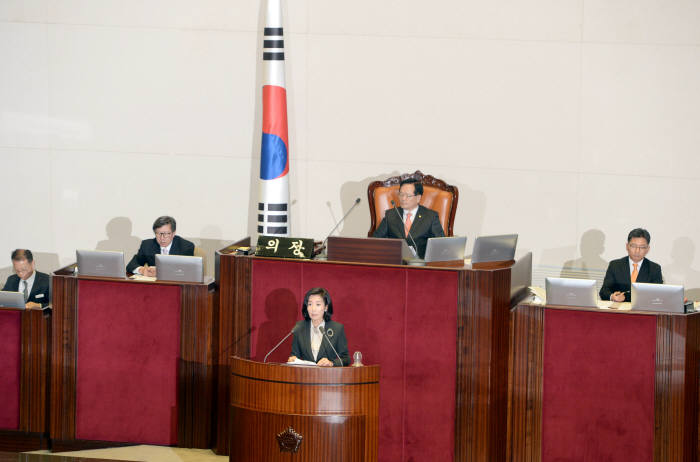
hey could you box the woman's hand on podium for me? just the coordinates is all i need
[287,356,297,363]
[317,358,333,367]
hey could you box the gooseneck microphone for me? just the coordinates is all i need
[321,197,362,251]
[319,325,343,366]
[264,324,299,363]
[391,200,419,256]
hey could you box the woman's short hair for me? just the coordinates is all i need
[301,287,333,322]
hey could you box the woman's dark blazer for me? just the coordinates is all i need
[290,319,351,367]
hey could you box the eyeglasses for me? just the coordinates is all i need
[156,232,173,238]
[398,193,416,199]
[628,244,648,250]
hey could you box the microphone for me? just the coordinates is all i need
[264,324,298,363]
[321,198,361,251]
[391,200,418,257]
[319,325,343,366]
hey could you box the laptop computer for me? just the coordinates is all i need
[545,277,598,308]
[77,250,126,278]
[471,234,518,263]
[0,290,26,309]
[155,254,203,283]
[424,236,467,263]
[631,282,684,313]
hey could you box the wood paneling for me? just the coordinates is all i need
[19,309,51,434]
[506,304,544,462]
[654,314,700,462]
[229,358,379,462]
[454,266,512,462]
[214,254,251,455]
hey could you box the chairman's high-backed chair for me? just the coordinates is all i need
[367,171,459,237]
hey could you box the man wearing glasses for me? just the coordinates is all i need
[373,178,444,259]
[127,216,195,276]
[2,249,51,309]
[599,228,663,302]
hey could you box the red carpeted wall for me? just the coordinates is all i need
[0,310,21,430]
[75,280,181,445]
[542,309,656,462]
[250,260,458,462]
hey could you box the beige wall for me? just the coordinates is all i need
[2,1,700,294]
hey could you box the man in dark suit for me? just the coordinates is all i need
[126,216,195,276]
[600,228,663,302]
[2,249,51,309]
[372,178,445,259]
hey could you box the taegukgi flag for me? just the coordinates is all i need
[257,0,290,236]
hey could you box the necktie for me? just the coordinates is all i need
[631,263,639,283]
[162,247,168,255]
[22,280,28,302]
[404,212,412,236]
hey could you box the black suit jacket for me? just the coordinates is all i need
[2,271,51,307]
[372,204,445,259]
[599,256,663,302]
[290,319,351,367]
[126,235,196,273]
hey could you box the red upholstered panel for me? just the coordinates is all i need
[0,310,21,430]
[250,260,458,462]
[76,280,180,445]
[542,309,656,462]
[404,269,457,460]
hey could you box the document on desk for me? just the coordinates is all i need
[285,358,318,366]
[129,274,157,282]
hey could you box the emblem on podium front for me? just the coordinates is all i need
[276,426,303,453]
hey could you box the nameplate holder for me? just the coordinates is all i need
[255,236,314,259]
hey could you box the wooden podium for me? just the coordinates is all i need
[229,357,379,462]
[0,307,51,451]
[50,265,217,451]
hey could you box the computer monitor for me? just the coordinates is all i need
[631,283,684,313]
[424,236,467,263]
[0,290,26,309]
[77,250,126,278]
[471,234,518,263]
[155,254,203,283]
[545,277,598,308]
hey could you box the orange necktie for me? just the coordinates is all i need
[631,263,638,283]
[404,212,412,236]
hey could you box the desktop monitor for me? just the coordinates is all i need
[424,236,467,263]
[77,250,126,278]
[155,254,203,283]
[471,234,518,263]
[545,277,598,308]
[631,283,684,313]
[0,290,26,309]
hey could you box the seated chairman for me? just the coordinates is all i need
[2,249,51,309]
[600,228,663,302]
[372,178,445,259]
[127,216,195,276]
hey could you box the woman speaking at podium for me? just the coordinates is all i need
[288,287,351,367]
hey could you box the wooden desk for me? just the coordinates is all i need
[229,357,379,462]
[0,307,50,451]
[50,265,217,451]
[508,303,700,462]
[214,240,532,462]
